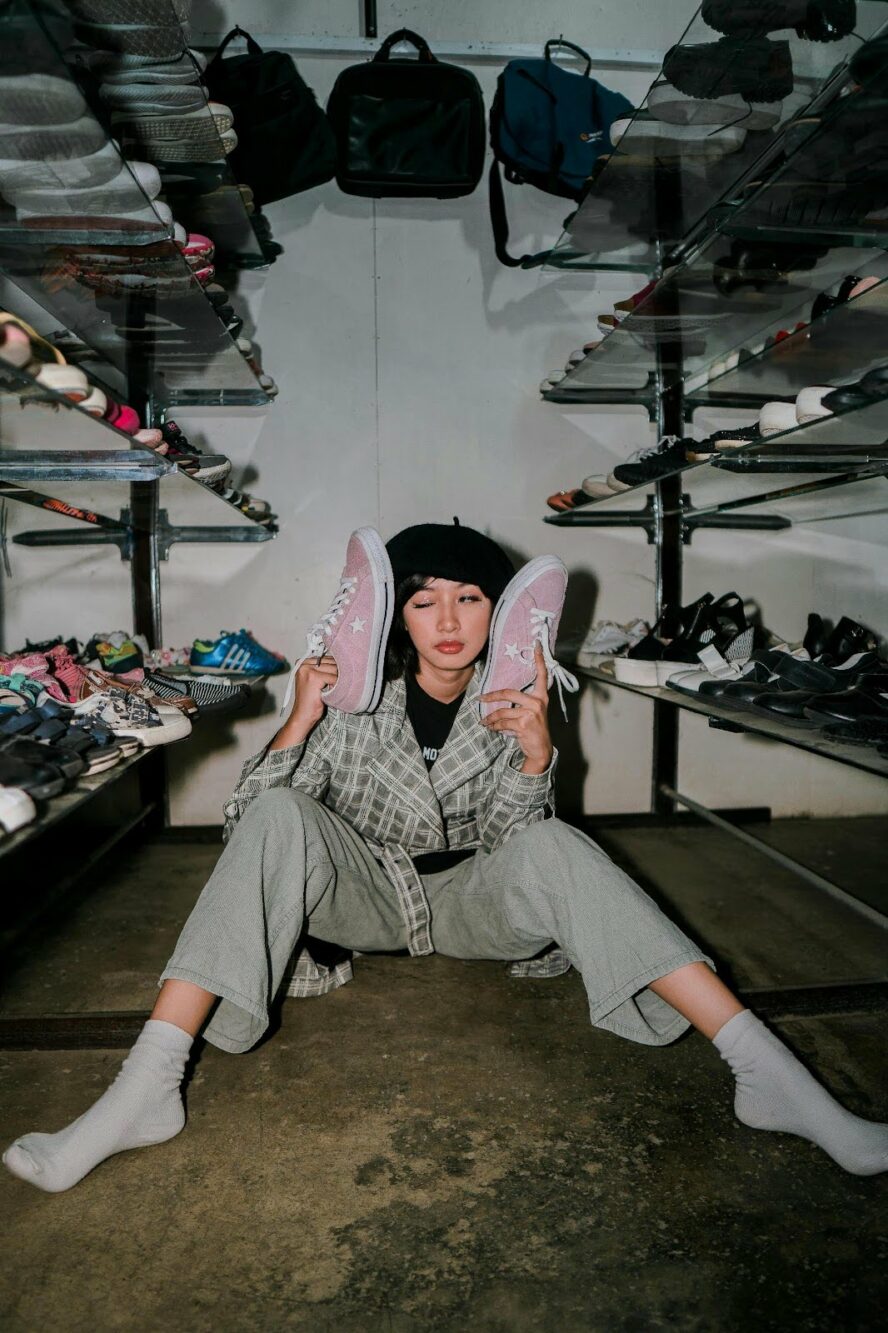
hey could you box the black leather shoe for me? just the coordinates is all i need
[803,678,888,725]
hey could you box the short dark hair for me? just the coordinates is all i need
[383,573,493,682]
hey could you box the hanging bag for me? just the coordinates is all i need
[326,29,485,198]
[488,39,633,267]
[203,26,337,205]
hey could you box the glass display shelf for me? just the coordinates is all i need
[547,5,888,273]
[688,272,888,406]
[574,664,888,781]
[0,363,275,534]
[0,0,266,268]
[544,242,888,403]
[544,392,888,529]
[0,254,270,407]
[0,1,271,406]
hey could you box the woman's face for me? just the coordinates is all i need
[402,577,493,673]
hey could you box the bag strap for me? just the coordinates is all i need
[205,25,263,72]
[488,160,549,270]
[544,38,592,76]
[373,28,436,63]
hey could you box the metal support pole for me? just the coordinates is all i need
[660,784,888,931]
[123,293,166,829]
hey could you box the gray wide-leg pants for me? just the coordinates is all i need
[161,789,709,1053]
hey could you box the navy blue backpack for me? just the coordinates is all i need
[489,40,633,267]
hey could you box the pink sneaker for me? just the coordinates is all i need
[0,651,68,702]
[478,556,579,721]
[285,527,394,715]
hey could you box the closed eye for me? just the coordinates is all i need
[412,595,482,608]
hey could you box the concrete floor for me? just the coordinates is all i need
[1,818,886,1332]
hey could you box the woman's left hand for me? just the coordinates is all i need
[480,642,554,774]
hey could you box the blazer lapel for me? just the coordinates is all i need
[364,676,443,831]
[431,665,503,800]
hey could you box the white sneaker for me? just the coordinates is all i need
[758,400,799,436]
[580,474,621,499]
[795,385,835,424]
[571,619,651,667]
[0,785,37,836]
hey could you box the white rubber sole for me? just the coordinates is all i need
[354,527,396,714]
[477,555,568,715]
[612,657,661,686]
[114,713,192,746]
[655,659,697,687]
[0,786,37,834]
[647,81,780,131]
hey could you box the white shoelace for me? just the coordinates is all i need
[281,577,356,715]
[527,608,580,720]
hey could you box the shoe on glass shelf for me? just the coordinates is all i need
[158,420,231,483]
[821,716,888,747]
[607,436,692,491]
[819,615,880,664]
[646,78,780,131]
[82,631,145,675]
[0,314,32,368]
[613,593,714,686]
[145,670,249,716]
[285,528,394,716]
[663,38,793,104]
[478,556,579,722]
[610,110,747,157]
[0,785,37,836]
[580,473,622,499]
[653,592,754,686]
[546,488,595,514]
[820,366,888,414]
[701,0,854,41]
[568,619,651,669]
[192,629,287,678]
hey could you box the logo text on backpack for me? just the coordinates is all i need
[579,131,603,142]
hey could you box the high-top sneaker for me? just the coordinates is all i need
[478,556,579,722]
[285,528,395,716]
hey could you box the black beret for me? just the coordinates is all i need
[386,518,515,604]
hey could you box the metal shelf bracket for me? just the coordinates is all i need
[12,507,274,560]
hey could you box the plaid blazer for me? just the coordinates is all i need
[223,664,571,996]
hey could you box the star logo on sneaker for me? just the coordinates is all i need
[504,643,520,660]
[348,617,367,634]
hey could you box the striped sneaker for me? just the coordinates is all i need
[145,670,249,715]
[190,629,286,676]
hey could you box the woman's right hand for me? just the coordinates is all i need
[288,654,339,731]
[270,655,339,751]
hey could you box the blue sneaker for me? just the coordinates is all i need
[189,629,286,676]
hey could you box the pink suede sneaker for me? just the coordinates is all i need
[285,527,394,715]
[0,652,68,703]
[478,555,579,721]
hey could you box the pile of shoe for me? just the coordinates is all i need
[0,309,167,448]
[70,1,236,166]
[592,591,761,687]
[71,626,286,679]
[667,613,888,756]
[546,353,888,509]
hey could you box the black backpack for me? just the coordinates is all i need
[203,26,336,206]
[326,29,485,198]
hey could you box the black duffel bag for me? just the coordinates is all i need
[203,26,336,205]
[326,28,485,198]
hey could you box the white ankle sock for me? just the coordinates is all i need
[713,1009,888,1176]
[3,1019,192,1193]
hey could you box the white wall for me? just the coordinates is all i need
[2,2,887,826]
